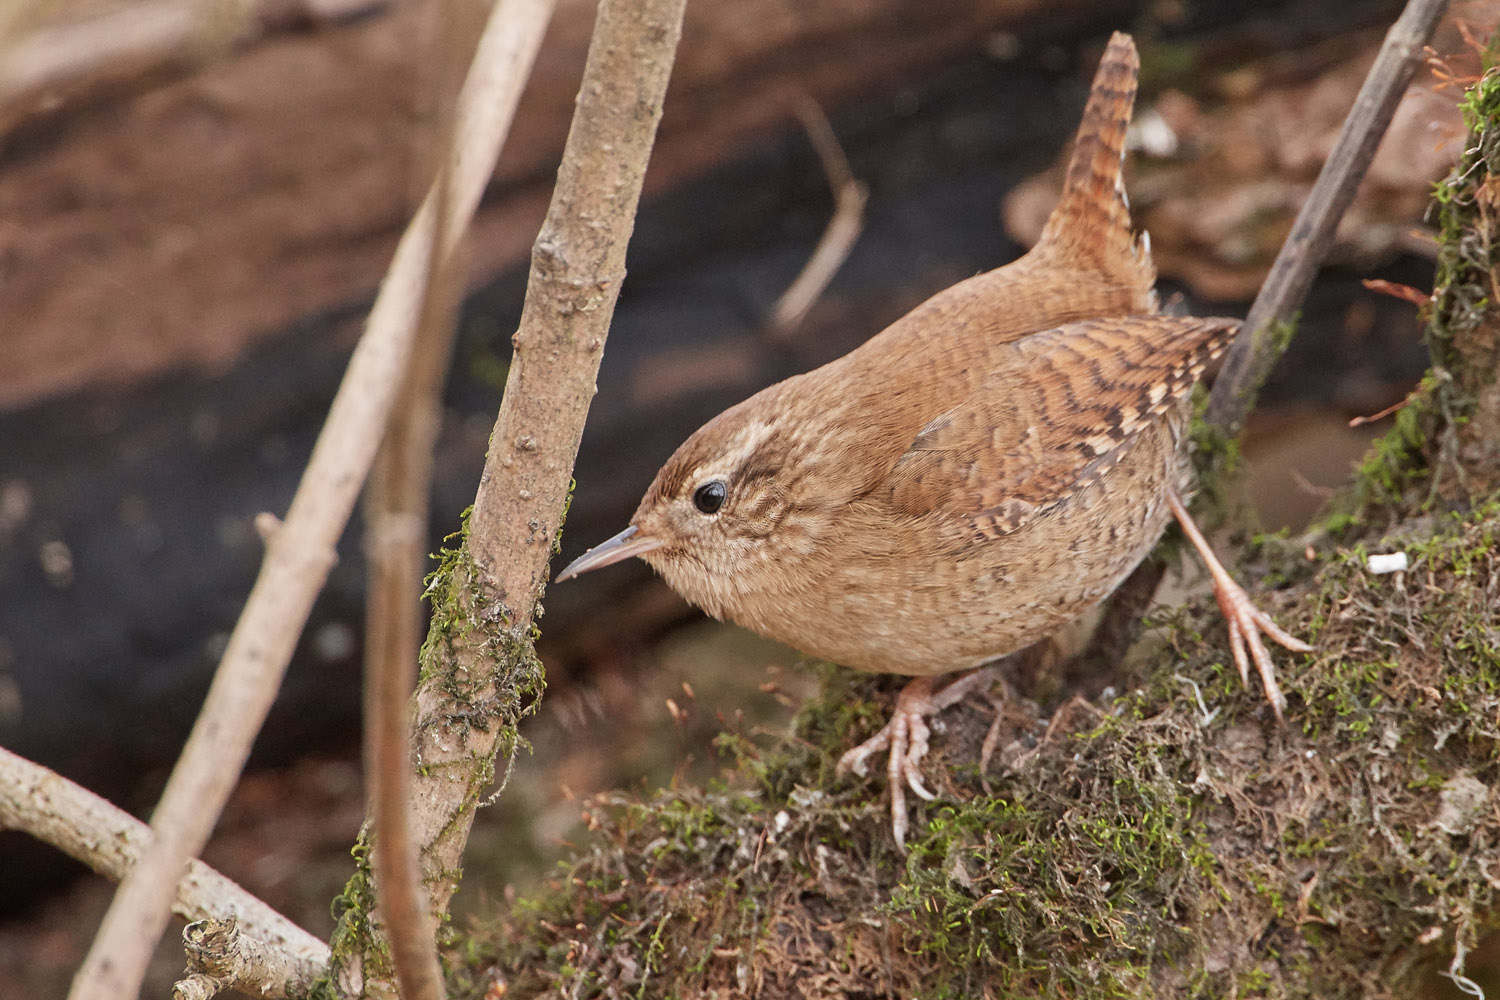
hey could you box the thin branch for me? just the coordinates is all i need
[365,493,447,999]
[770,95,868,336]
[0,747,327,997]
[401,0,690,932]
[465,0,689,601]
[1204,0,1452,436]
[360,11,469,993]
[65,0,555,994]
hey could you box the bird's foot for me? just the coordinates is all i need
[1167,490,1312,724]
[837,666,1002,850]
[1209,565,1313,724]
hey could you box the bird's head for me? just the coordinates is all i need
[556,400,833,620]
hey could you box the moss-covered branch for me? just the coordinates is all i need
[320,0,688,993]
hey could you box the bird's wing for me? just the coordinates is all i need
[883,315,1237,537]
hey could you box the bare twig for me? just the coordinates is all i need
[464,0,688,603]
[1204,0,1452,436]
[363,348,452,1000]
[359,8,469,995]
[65,0,555,995]
[400,0,689,936]
[0,747,327,997]
[770,95,868,336]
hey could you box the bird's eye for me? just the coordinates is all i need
[693,480,727,514]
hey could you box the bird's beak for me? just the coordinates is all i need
[555,525,663,582]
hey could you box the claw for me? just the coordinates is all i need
[837,726,889,778]
[1168,489,1312,724]
[837,667,1002,849]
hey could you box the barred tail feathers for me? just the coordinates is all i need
[1035,32,1153,292]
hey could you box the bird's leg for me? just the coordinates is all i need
[837,665,1003,850]
[1166,489,1312,723]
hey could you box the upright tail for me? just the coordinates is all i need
[1035,32,1152,290]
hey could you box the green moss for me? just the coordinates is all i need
[452,501,1500,999]
[1428,48,1500,371]
[314,509,547,995]
[1345,374,1439,517]
[1188,390,1244,530]
[421,508,546,744]
[552,478,576,556]
[890,762,1217,996]
[1317,55,1500,535]
[435,57,1500,1000]
[310,836,389,995]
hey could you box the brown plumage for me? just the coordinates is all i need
[560,32,1309,847]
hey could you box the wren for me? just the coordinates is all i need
[559,32,1310,847]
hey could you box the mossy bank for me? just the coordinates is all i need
[444,53,1500,1000]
